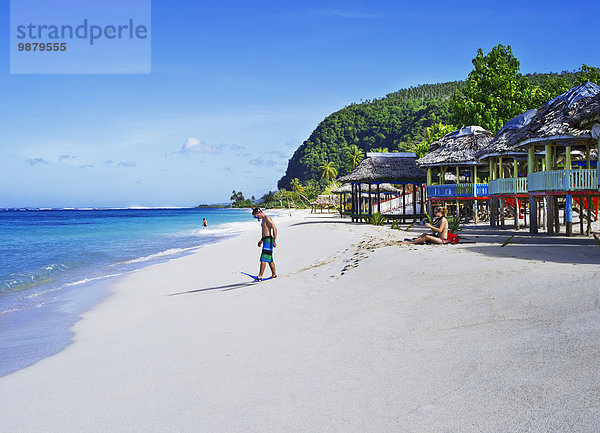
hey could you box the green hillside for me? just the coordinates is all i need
[278,69,586,190]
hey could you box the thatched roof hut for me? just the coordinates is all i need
[475,110,537,160]
[417,126,493,167]
[310,195,340,206]
[504,82,600,149]
[338,153,426,184]
[331,183,402,194]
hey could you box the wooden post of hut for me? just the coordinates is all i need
[499,157,506,229]
[351,184,355,221]
[356,183,360,217]
[587,196,592,236]
[350,185,353,220]
[565,194,573,236]
[489,158,496,227]
[579,197,585,234]
[546,194,554,235]
[455,166,460,220]
[402,184,406,215]
[564,145,573,236]
[412,184,417,223]
[545,144,554,235]
[426,183,433,217]
[357,183,362,218]
[553,196,560,234]
[527,146,538,233]
[354,184,359,221]
[513,158,519,230]
[473,165,479,223]
[586,144,591,169]
[368,183,372,217]
[540,196,545,231]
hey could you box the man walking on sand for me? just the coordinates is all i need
[252,208,277,281]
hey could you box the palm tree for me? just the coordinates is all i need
[412,122,456,158]
[319,161,338,181]
[290,178,307,204]
[323,179,340,194]
[419,122,455,144]
[371,147,389,153]
[345,144,364,168]
[410,141,431,158]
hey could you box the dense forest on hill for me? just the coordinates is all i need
[277,69,586,190]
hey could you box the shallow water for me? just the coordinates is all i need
[0,207,257,377]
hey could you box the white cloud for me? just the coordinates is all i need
[249,157,276,167]
[269,149,290,159]
[181,137,224,154]
[117,161,137,168]
[58,155,77,162]
[26,158,48,166]
[285,138,301,148]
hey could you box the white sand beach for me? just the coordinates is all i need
[1,210,600,433]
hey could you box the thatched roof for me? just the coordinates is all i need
[310,195,340,206]
[417,126,493,167]
[503,82,600,149]
[475,110,537,160]
[331,183,402,194]
[337,153,426,184]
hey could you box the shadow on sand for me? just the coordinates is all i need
[292,219,600,264]
[290,220,360,227]
[169,281,259,296]
[458,225,600,265]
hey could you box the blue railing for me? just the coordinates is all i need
[528,169,597,192]
[475,183,489,197]
[488,178,528,195]
[427,183,488,198]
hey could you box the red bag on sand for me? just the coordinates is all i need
[447,233,459,244]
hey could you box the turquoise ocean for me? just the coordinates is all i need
[0,207,256,377]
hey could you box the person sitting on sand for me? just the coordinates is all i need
[402,207,449,245]
[252,208,277,280]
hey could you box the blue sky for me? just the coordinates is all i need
[2,0,599,207]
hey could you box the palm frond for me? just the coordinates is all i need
[369,212,385,226]
[501,235,516,247]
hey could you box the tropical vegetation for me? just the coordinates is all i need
[232,45,599,210]
[278,44,598,192]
